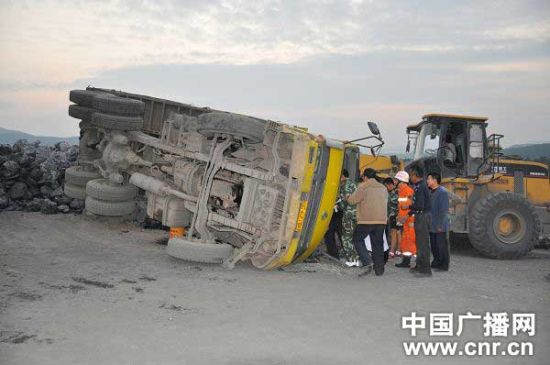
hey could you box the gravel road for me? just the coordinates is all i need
[1,212,548,364]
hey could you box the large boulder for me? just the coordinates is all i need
[8,182,28,200]
[2,160,19,179]
[0,196,9,209]
[40,199,58,214]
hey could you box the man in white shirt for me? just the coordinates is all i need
[443,134,456,163]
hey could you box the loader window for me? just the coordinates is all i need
[444,122,466,165]
[414,123,441,160]
[469,124,484,159]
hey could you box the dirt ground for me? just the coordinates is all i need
[0,212,548,365]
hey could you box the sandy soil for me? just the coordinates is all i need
[0,212,548,365]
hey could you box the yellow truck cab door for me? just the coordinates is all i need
[292,143,360,263]
[293,141,345,262]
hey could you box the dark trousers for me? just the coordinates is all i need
[352,224,386,271]
[414,213,431,273]
[384,224,391,263]
[430,232,449,269]
[324,211,342,258]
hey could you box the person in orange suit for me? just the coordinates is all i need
[394,171,416,268]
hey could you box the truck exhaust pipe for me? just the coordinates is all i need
[130,172,198,202]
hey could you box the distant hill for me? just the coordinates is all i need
[0,127,78,145]
[502,143,550,160]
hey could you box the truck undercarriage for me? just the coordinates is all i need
[67,88,324,269]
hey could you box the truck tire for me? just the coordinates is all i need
[79,147,101,162]
[68,105,95,121]
[70,90,106,107]
[166,238,234,264]
[91,112,144,131]
[86,178,138,202]
[65,166,101,187]
[92,94,145,116]
[64,183,86,200]
[469,192,541,259]
[85,197,135,216]
[197,112,266,143]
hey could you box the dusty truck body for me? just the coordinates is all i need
[66,87,369,270]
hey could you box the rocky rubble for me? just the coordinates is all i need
[0,139,84,214]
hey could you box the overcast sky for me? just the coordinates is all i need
[1,0,549,149]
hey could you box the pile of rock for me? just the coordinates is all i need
[0,140,85,214]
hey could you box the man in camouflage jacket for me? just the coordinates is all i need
[337,169,359,264]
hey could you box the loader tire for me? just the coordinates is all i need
[91,112,144,131]
[86,178,137,202]
[197,112,266,143]
[68,105,95,121]
[64,183,86,200]
[167,238,234,264]
[69,89,106,107]
[64,166,101,187]
[469,192,540,259]
[85,197,135,216]
[92,94,145,116]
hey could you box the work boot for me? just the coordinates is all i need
[395,256,411,268]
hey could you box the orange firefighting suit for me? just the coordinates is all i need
[397,182,416,256]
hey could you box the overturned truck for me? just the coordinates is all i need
[66,88,377,270]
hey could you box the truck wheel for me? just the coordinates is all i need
[65,166,101,187]
[79,120,96,131]
[68,105,95,121]
[79,147,102,162]
[469,192,541,259]
[86,178,138,202]
[92,94,145,116]
[91,112,144,131]
[85,197,135,216]
[166,238,234,264]
[64,183,86,200]
[69,90,106,107]
[197,112,266,143]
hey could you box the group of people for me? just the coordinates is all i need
[324,165,450,277]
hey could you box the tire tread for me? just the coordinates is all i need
[166,238,234,264]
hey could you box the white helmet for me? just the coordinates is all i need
[395,171,410,183]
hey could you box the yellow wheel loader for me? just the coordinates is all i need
[405,113,549,259]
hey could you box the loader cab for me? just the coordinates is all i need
[406,114,489,178]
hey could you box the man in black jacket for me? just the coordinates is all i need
[427,172,450,271]
[408,166,432,277]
